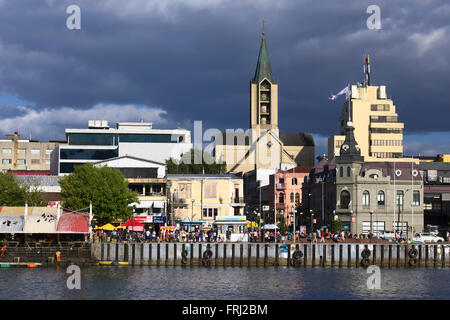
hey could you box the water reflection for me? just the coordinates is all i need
[0,266,448,300]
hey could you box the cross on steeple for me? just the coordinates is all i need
[262,20,265,39]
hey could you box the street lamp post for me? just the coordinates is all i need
[310,209,314,234]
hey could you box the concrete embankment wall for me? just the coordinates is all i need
[0,246,93,266]
[91,242,450,268]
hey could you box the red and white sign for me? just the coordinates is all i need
[352,217,356,223]
[48,201,62,208]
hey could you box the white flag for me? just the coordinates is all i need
[329,85,349,100]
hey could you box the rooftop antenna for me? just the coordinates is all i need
[363,54,371,87]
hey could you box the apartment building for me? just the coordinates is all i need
[0,132,60,172]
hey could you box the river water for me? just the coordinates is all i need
[1,266,449,300]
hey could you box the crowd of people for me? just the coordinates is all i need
[93,226,416,243]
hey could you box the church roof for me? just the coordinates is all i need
[279,133,314,146]
[252,34,276,84]
[215,131,314,146]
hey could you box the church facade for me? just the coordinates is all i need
[213,30,315,188]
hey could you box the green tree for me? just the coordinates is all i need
[59,163,139,224]
[331,219,343,234]
[166,149,227,174]
[0,172,45,206]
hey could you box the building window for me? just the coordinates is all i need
[377,190,385,206]
[339,167,343,177]
[18,148,26,154]
[413,191,420,206]
[17,159,26,165]
[2,148,12,154]
[45,160,50,165]
[295,193,300,203]
[31,159,40,165]
[362,221,385,234]
[46,149,53,155]
[362,191,370,207]
[129,184,143,195]
[2,159,12,165]
[393,221,408,234]
[290,193,294,203]
[279,178,285,184]
[279,193,285,204]
[178,183,192,199]
[292,178,298,186]
[204,182,217,199]
[31,149,40,155]
[347,166,351,177]
[340,190,350,209]
[396,190,404,207]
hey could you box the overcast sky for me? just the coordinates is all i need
[0,0,449,157]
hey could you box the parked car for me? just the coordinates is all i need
[379,231,395,241]
[413,233,445,243]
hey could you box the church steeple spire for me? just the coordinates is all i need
[252,22,276,84]
[337,122,364,163]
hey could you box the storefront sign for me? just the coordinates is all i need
[152,216,166,224]
[216,216,246,221]
[352,217,356,223]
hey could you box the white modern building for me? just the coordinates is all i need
[51,121,192,176]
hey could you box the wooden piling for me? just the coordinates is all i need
[425,245,429,268]
[275,244,279,267]
[434,245,437,268]
[256,244,260,267]
[331,245,335,267]
[287,244,291,267]
[173,244,177,266]
[131,243,135,266]
[223,243,227,266]
[347,244,351,268]
[372,245,376,266]
[231,244,235,267]
[215,244,219,267]
[157,243,160,266]
[240,244,243,267]
[107,243,111,261]
[396,245,400,268]
[322,245,326,267]
[339,245,343,268]
[116,243,119,262]
[149,243,152,265]
[264,244,268,267]
[441,244,445,268]
[190,243,194,266]
[303,244,307,267]
[124,243,129,262]
[101,243,105,261]
[380,245,384,268]
[312,244,316,267]
[247,244,251,267]
[355,245,359,268]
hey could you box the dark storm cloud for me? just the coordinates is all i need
[0,0,449,143]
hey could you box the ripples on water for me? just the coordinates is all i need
[0,266,449,300]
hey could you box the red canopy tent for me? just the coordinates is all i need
[121,217,145,231]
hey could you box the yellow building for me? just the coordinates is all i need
[328,56,416,163]
[214,29,315,176]
[167,174,245,226]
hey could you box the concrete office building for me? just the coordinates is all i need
[51,121,191,175]
[328,56,413,163]
[0,132,60,172]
